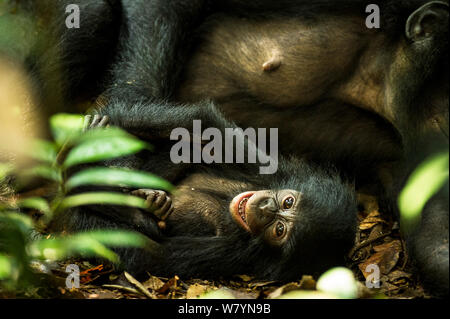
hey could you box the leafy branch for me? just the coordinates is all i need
[0,113,172,290]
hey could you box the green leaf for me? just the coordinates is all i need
[29,237,118,263]
[316,267,358,299]
[0,212,34,236]
[21,165,61,182]
[56,192,148,212]
[17,197,51,214]
[69,238,119,262]
[70,230,151,248]
[28,230,151,263]
[398,152,449,234]
[66,167,173,191]
[63,136,149,168]
[27,139,57,164]
[50,113,84,146]
[75,126,132,144]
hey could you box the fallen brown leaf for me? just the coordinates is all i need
[143,275,165,291]
[267,282,301,299]
[186,283,212,299]
[387,270,412,286]
[359,210,387,230]
[359,240,402,278]
[124,272,155,299]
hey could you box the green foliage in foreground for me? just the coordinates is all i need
[0,113,172,291]
[398,152,449,234]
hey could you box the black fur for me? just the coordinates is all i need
[52,103,357,280]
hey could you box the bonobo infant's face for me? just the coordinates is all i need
[229,189,301,246]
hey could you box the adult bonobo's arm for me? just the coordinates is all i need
[105,0,211,101]
[173,1,449,296]
[97,100,232,142]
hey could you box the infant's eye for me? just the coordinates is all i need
[274,222,286,238]
[282,196,295,209]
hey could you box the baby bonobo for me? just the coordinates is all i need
[55,106,357,281]
[134,186,303,248]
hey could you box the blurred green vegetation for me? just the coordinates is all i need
[0,113,172,293]
[398,152,449,234]
[0,1,36,60]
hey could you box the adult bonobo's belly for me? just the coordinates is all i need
[175,14,403,185]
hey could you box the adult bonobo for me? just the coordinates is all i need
[172,1,450,296]
[2,0,448,295]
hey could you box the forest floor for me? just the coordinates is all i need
[1,194,430,299]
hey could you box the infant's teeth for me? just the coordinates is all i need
[238,197,249,222]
